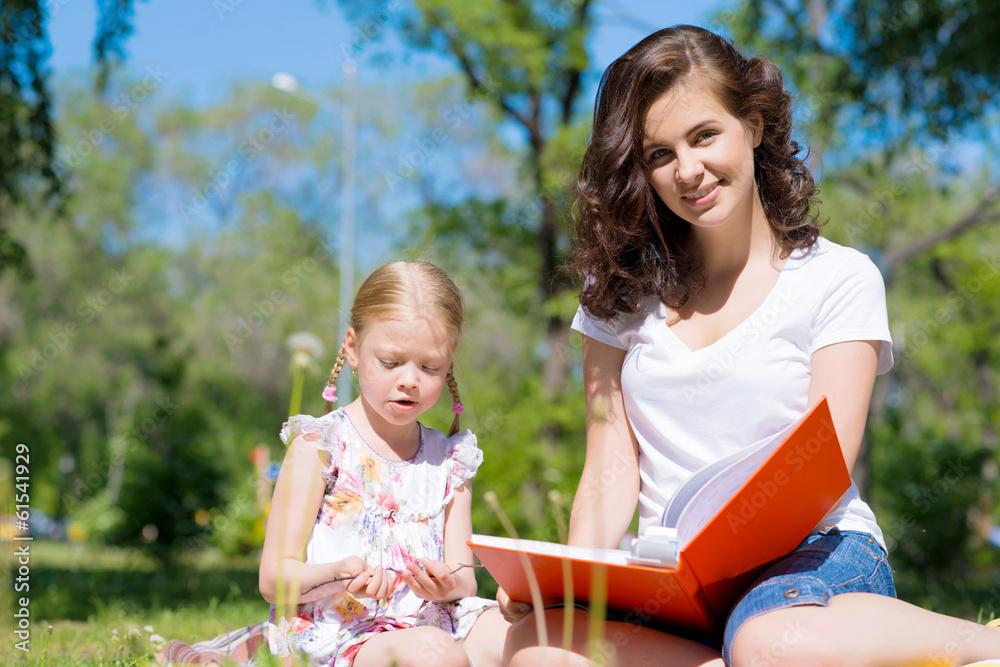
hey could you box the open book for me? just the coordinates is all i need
[468,397,850,634]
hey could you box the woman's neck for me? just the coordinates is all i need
[690,189,778,279]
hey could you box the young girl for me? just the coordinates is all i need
[159,261,508,666]
[500,25,1000,667]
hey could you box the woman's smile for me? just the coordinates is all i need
[681,180,722,206]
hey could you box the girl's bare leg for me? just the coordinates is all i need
[462,607,513,667]
[353,626,471,667]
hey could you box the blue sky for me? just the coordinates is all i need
[47,1,728,106]
[45,1,736,264]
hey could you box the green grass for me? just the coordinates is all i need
[2,541,265,666]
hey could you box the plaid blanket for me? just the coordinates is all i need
[155,621,294,666]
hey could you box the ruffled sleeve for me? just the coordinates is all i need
[279,413,347,481]
[444,429,483,503]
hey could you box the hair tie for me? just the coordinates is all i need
[452,401,464,415]
[321,385,338,403]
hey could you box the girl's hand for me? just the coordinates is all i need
[496,586,532,625]
[346,564,394,601]
[337,555,368,579]
[400,558,460,602]
[292,556,368,603]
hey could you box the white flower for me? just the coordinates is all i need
[287,332,325,371]
[144,625,154,633]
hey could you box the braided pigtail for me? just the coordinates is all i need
[445,364,464,436]
[321,333,351,415]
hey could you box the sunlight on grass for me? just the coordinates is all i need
[2,541,264,665]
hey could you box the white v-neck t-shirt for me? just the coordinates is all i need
[571,237,893,550]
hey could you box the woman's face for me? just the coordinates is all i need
[642,78,762,230]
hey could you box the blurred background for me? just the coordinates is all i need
[1,0,999,662]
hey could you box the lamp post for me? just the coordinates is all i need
[272,60,358,405]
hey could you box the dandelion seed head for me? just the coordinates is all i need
[287,332,325,370]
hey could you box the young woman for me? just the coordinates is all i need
[500,25,1000,667]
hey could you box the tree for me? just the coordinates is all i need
[334,0,593,395]
[328,1,607,535]
[723,0,1000,150]
[0,0,141,275]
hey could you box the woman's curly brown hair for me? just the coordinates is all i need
[569,25,821,321]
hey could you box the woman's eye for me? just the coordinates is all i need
[696,130,717,142]
[648,148,671,161]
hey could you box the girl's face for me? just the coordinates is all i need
[346,316,453,430]
[642,78,763,230]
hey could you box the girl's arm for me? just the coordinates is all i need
[399,481,478,602]
[808,340,881,472]
[259,436,371,604]
[567,335,641,549]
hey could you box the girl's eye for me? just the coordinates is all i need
[696,130,717,142]
[422,366,440,373]
[379,359,398,369]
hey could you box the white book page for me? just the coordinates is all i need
[660,419,800,547]
[660,444,762,529]
[470,534,631,566]
[675,436,781,545]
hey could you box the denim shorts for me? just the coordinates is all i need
[721,527,896,663]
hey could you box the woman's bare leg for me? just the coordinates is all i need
[731,593,1000,667]
[504,608,724,667]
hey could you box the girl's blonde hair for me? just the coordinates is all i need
[323,260,466,435]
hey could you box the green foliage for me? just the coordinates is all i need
[1,75,347,567]
[110,404,227,563]
[208,472,268,557]
[871,419,995,616]
[0,0,144,275]
[69,492,126,544]
[722,0,1000,152]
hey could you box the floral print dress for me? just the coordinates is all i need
[267,410,496,666]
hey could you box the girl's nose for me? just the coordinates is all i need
[397,363,418,388]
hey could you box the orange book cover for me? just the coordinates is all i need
[468,397,850,635]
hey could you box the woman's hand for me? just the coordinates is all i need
[399,558,462,602]
[496,586,532,625]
